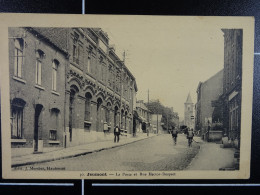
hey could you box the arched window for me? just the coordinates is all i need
[36,50,45,85]
[14,39,24,78]
[52,59,59,91]
[106,102,112,124]
[85,93,92,121]
[11,98,26,139]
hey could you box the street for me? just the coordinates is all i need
[18,134,200,171]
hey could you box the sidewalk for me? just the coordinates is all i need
[187,137,236,170]
[12,133,157,167]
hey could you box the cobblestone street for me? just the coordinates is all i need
[16,134,200,171]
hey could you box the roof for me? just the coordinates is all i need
[185,93,193,103]
[136,101,150,112]
[28,27,69,55]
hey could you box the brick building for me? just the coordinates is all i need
[195,69,224,138]
[33,28,138,147]
[9,27,68,152]
[9,27,138,150]
[222,29,243,147]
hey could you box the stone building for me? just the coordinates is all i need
[195,69,224,138]
[9,27,68,152]
[33,28,138,147]
[222,29,242,147]
[184,93,194,129]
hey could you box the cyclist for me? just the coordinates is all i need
[187,128,194,147]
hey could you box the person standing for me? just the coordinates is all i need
[114,125,120,143]
[103,122,108,136]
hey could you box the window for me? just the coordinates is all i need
[108,65,113,88]
[50,108,59,140]
[101,63,106,82]
[73,32,80,64]
[87,57,90,73]
[85,93,92,121]
[52,60,59,91]
[11,98,26,139]
[49,130,57,140]
[36,50,44,85]
[14,39,24,78]
[106,102,111,124]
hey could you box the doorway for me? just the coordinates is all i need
[34,104,43,153]
[96,98,103,131]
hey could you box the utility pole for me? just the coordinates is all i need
[147,89,150,136]
[123,50,126,63]
[167,110,169,133]
[157,99,159,134]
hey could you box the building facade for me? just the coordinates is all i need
[184,93,194,129]
[222,29,242,147]
[136,100,151,133]
[34,28,138,147]
[195,69,224,138]
[9,27,138,150]
[9,27,68,152]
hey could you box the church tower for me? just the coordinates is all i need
[184,93,194,129]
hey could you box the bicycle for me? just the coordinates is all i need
[188,138,193,147]
[173,136,177,145]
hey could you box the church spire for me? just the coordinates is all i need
[185,92,193,104]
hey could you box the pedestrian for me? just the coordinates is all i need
[114,125,120,143]
[103,122,108,136]
[171,127,178,145]
[187,128,194,147]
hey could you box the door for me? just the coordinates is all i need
[34,104,43,152]
[96,98,103,131]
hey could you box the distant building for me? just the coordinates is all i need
[222,29,242,147]
[184,93,194,129]
[195,69,224,138]
[136,100,151,133]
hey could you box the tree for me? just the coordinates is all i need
[146,100,179,131]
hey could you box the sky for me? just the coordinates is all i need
[103,18,225,119]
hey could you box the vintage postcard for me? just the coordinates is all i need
[0,14,254,179]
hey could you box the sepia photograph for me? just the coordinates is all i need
[0,14,254,179]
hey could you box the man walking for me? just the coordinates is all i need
[114,125,120,143]
[171,127,178,145]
